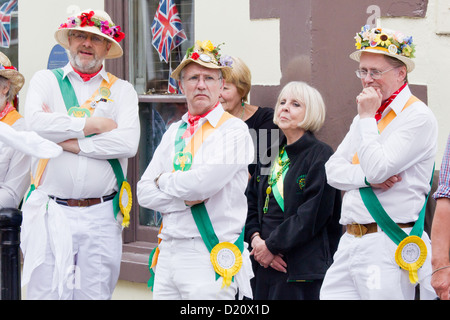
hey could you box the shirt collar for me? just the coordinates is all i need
[388,84,412,116]
[62,63,109,82]
[181,102,225,127]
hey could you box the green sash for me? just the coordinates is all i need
[271,148,289,212]
[359,167,434,283]
[359,166,434,244]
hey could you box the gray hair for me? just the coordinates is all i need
[384,55,408,83]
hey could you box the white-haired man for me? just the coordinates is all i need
[137,40,254,300]
[320,26,438,300]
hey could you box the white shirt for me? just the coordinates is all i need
[325,85,438,225]
[137,104,254,242]
[0,117,31,208]
[24,63,140,199]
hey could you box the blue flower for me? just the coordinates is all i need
[404,36,413,45]
[219,55,233,67]
[362,24,371,33]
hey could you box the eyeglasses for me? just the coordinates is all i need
[183,75,222,86]
[355,67,398,80]
[69,32,106,45]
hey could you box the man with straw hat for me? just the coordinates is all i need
[21,9,140,300]
[137,40,254,299]
[320,25,438,300]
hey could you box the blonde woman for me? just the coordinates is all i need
[245,81,341,300]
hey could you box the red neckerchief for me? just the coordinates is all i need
[72,65,103,82]
[182,102,219,139]
[375,82,407,122]
[0,102,15,120]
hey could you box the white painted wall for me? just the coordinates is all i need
[195,0,281,86]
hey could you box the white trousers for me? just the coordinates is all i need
[24,200,123,300]
[153,237,238,300]
[320,229,438,300]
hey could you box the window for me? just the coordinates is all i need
[129,0,194,95]
[137,95,188,230]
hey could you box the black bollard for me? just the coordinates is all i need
[0,208,22,300]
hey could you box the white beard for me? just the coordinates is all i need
[68,51,103,74]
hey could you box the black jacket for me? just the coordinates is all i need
[245,131,342,281]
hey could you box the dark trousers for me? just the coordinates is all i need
[252,265,323,300]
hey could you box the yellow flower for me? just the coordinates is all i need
[375,33,391,47]
[402,45,413,57]
[354,34,362,49]
[196,40,215,52]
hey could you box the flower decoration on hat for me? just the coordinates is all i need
[59,10,125,43]
[184,40,232,67]
[0,64,17,71]
[354,25,415,58]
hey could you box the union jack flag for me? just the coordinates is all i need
[0,0,17,48]
[151,0,187,63]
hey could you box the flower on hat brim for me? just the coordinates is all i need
[197,40,214,52]
[376,33,391,47]
[59,10,125,43]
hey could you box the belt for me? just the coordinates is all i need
[50,192,117,207]
[346,222,415,237]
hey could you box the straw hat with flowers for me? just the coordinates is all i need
[54,9,125,59]
[350,25,416,72]
[171,40,233,80]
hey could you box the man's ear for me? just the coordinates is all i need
[178,80,185,95]
[398,66,407,83]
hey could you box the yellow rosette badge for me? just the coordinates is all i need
[210,242,242,288]
[119,181,132,227]
[395,235,427,284]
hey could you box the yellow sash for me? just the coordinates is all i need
[183,112,234,158]
[352,95,420,165]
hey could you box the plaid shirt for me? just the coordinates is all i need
[434,133,450,199]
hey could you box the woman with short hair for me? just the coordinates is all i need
[245,81,342,300]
